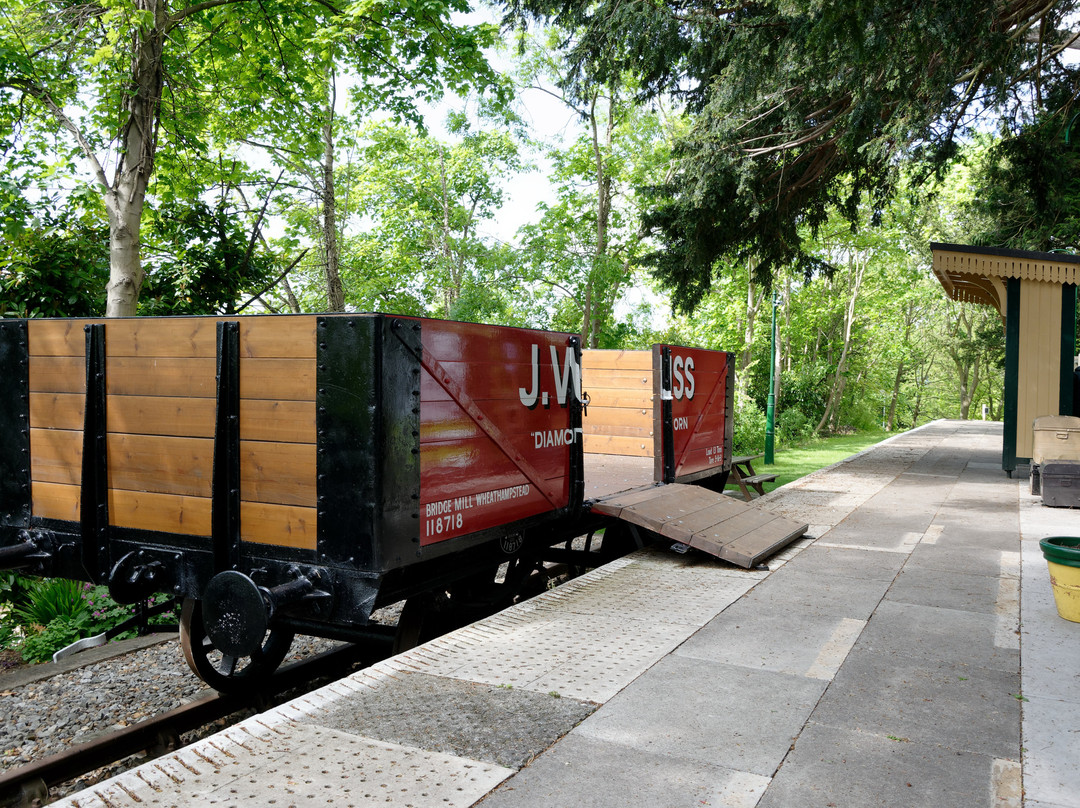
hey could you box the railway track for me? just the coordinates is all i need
[0,633,393,808]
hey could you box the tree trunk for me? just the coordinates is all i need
[103,0,166,316]
[585,88,614,349]
[815,258,867,434]
[887,360,904,431]
[322,70,344,312]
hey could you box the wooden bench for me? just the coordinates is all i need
[726,454,777,500]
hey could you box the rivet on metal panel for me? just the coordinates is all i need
[318,407,326,414]
[412,407,420,414]
[411,513,419,519]
[347,320,355,328]
[411,448,419,455]
[318,364,327,372]
[412,324,420,331]
[411,430,419,437]
[318,388,326,395]
[319,342,327,350]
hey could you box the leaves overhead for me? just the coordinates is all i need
[506,0,1080,311]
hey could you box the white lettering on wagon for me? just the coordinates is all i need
[518,344,581,408]
[672,355,696,400]
[424,484,532,538]
[673,416,689,431]
[531,428,582,449]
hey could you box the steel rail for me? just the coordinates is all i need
[0,636,392,808]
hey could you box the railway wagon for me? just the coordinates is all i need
[0,313,587,689]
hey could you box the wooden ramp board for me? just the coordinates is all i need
[592,483,808,568]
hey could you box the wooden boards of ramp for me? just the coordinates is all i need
[591,483,808,568]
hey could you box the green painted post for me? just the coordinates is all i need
[764,293,777,465]
[1003,278,1021,475]
[1061,284,1077,415]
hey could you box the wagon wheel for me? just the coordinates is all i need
[393,590,456,654]
[180,599,294,693]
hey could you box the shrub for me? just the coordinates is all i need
[12,578,90,628]
[20,616,89,664]
[732,389,767,456]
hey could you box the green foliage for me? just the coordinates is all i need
[140,200,275,315]
[0,201,109,317]
[966,111,1080,253]
[509,0,1080,311]
[12,578,90,628]
[732,389,767,457]
[19,616,88,664]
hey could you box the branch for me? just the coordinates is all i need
[3,79,111,190]
[235,248,310,313]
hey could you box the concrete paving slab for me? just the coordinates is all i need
[885,565,1006,615]
[1021,694,1080,808]
[675,602,866,681]
[735,563,891,618]
[903,540,1020,576]
[477,733,770,808]
[756,721,1017,808]
[780,544,907,582]
[810,650,1020,759]
[573,655,826,778]
[306,671,596,769]
[854,599,1019,673]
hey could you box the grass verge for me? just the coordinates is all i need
[760,428,893,491]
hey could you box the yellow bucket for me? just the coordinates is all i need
[1040,537,1080,623]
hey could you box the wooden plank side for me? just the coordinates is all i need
[29,428,81,486]
[33,430,316,506]
[28,319,100,357]
[240,441,317,507]
[241,502,317,550]
[29,356,86,394]
[28,316,317,359]
[31,481,81,522]
[585,390,653,410]
[106,433,213,497]
[583,434,652,457]
[583,423,654,439]
[29,392,84,431]
[33,355,314,401]
[582,349,652,371]
[583,405,652,429]
[32,393,316,444]
[110,488,212,536]
[583,369,654,389]
[30,482,318,548]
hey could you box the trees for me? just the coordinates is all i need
[513,30,675,346]
[0,0,499,316]
[506,0,1080,310]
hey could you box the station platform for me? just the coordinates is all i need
[54,420,1077,808]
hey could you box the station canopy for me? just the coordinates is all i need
[931,243,1080,312]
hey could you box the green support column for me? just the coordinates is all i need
[764,294,777,465]
[1003,278,1021,475]
[1060,284,1077,416]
